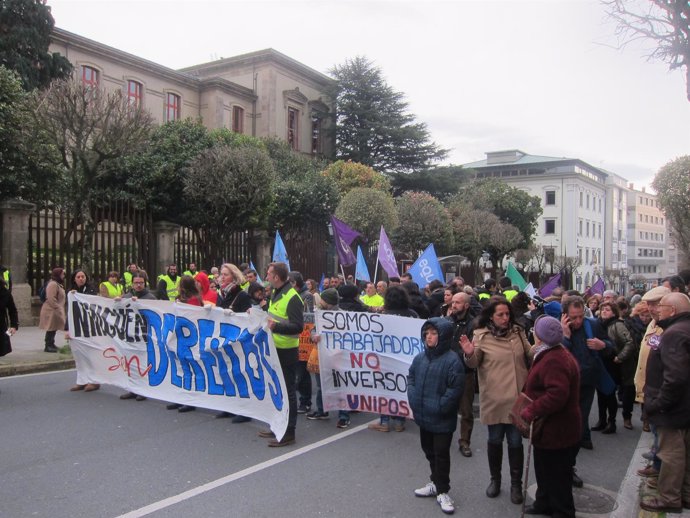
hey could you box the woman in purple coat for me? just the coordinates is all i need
[520,315,582,518]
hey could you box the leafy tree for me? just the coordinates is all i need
[0,65,55,203]
[328,56,447,174]
[263,137,339,227]
[0,0,72,90]
[393,191,454,257]
[449,204,522,284]
[183,145,276,265]
[24,78,154,273]
[124,119,213,222]
[321,159,390,196]
[604,0,690,100]
[452,178,542,249]
[653,155,690,265]
[335,187,397,242]
[389,165,471,200]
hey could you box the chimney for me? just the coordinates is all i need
[642,187,646,193]
[628,183,634,190]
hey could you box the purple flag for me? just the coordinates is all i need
[584,277,605,298]
[377,226,399,278]
[539,273,561,298]
[330,216,361,267]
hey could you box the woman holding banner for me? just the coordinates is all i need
[460,297,531,505]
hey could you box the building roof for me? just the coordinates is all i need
[463,149,608,178]
[179,48,334,87]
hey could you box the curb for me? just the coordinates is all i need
[0,359,75,378]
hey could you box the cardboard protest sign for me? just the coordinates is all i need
[315,310,424,418]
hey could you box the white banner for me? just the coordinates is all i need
[68,293,288,439]
[315,310,424,418]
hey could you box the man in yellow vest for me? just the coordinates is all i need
[100,271,124,298]
[499,276,518,302]
[0,264,11,292]
[122,263,139,291]
[258,261,303,447]
[182,262,198,278]
[156,264,180,301]
[360,282,384,311]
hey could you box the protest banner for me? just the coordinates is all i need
[298,313,315,362]
[315,310,424,418]
[67,293,289,439]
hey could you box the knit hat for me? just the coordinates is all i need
[320,288,339,306]
[534,314,563,347]
[642,286,670,302]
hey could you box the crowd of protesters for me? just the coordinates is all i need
[16,259,690,515]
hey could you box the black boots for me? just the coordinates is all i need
[508,446,524,504]
[591,419,606,431]
[486,442,502,498]
[602,419,617,434]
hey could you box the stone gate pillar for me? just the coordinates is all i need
[251,230,271,276]
[0,199,36,325]
[153,221,180,278]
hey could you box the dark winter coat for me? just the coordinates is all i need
[521,346,582,449]
[408,317,464,433]
[600,317,638,386]
[644,312,690,429]
[220,284,252,312]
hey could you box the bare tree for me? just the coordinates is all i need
[604,0,690,100]
[24,78,154,273]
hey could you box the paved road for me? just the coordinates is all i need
[1,370,645,518]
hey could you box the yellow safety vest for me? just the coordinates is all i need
[123,271,133,289]
[183,270,198,278]
[160,274,180,301]
[2,270,9,284]
[360,293,384,307]
[503,289,518,302]
[240,281,249,291]
[268,287,302,349]
[478,292,490,300]
[101,281,123,298]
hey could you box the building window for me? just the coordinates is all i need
[311,116,322,154]
[618,209,622,221]
[232,106,244,133]
[586,249,590,264]
[287,107,299,150]
[127,80,143,108]
[165,92,180,122]
[598,224,602,239]
[81,65,99,87]
[598,198,602,212]
[545,190,556,205]
[578,220,583,236]
[545,219,555,234]
[586,221,590,237]
[586,194,590,209]
[579,192,583,207]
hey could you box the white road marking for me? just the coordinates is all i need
[114,419,378,518]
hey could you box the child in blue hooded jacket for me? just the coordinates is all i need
[408,317,464,514]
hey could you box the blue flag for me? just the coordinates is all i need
[249,260,262,284]
[318,273,325,292]
[408,244,444,288]
[355,246,371,282]
[272,230,290,271]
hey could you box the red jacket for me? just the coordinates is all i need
[521,345,582,449]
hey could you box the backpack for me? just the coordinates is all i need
[38,281,48,303]
[622,317,643,351]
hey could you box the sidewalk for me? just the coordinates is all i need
[0,326,75,377]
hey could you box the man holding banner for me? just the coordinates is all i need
[260,262,304,447]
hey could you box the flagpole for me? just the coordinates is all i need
[373,260,379,283]
[340,264,346,280]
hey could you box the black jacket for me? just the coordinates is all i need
[644,312,690,428]
[0,287,18,333]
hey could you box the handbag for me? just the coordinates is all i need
[306,345,320,374]
[0,332,12,357]
[509,392,544,440]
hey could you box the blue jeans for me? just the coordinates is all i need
[579,384,596,443]
[380,414,405,426]
[487,423,522,447]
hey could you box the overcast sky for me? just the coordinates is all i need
[47,0,690,188]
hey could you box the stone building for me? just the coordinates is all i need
[49,27,334,157]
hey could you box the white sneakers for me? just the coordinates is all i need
[436,493,455,514]
[414,483,455,514]
[414,482,437,497]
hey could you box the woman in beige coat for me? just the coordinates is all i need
[39,267,66,353]
[460,297,532,505]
